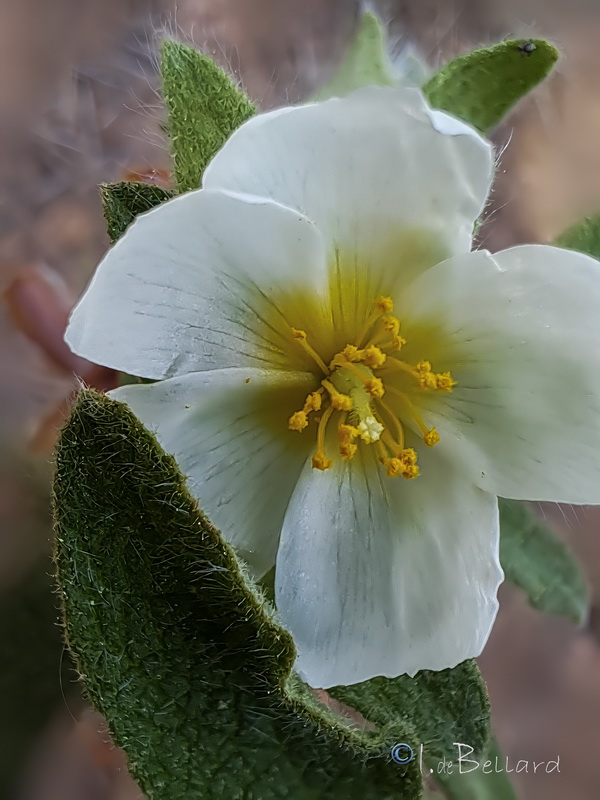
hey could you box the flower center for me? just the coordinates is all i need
[287,296,455,478]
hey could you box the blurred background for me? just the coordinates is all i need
[2,0,600,797]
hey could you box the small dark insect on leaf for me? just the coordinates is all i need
[518,40,537,54]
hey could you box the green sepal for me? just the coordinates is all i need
[423,39,559,133]
[435,738,518,800]
[331,659,490,765]
[160,41,256,193]
[312,11,396,101]
[100,181,173,243]
[500,499,589,625]
[553,214,600,259]
[54,390,429,799]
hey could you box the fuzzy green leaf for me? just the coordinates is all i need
[54,390,428,800]
[160,41,256,193]
[312,11,396,100]
[100,181,173,243]
[435,738,518,800]
[500,499,589,625]
[332,660,490,765]
[423,39,559,133]
[553,214,600,259]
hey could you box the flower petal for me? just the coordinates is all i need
[110,367,314,577]
[204,87,494,288]
[401,245,600,504]
[275,444,501,688]
[66,190,327,379]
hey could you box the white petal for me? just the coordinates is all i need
[204,87,494,287]
[66,190,327,379]
[401,245,600,504]
[275,444,501,688]
[110,367,314,577]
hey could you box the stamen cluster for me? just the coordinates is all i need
[288,297,455,478]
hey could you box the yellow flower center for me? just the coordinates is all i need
[287,296,455,479]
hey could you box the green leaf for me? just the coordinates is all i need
[54,390,428,800]
[500,499,589,625]
[312,11,396,100]
[553,214,600,259]
[331,660,490,765]
[423,39,559,133]
[435,738,518,800]
[160,41,256,193]
[100,181,173,243]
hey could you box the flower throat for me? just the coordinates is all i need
[287,296,455,478]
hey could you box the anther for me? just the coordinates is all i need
[312,452,333,470]
[363,345,387,369]
[375,296,394,314]
[288,411,308,431]
[365,377,385,398]
[290,327,330,374]
[322,379,353,411]
[424,428,440,447]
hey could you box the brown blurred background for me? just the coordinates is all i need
[2,1,600,798]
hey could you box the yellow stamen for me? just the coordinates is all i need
[380,448,420,479]
[377,399,405,450]
[322,379,353,411]
[415,361,439,390]
[435,372,457,392]
[362,345,387,369]
[424,427,440,447]
[390,335,407,351]
[288,411,308,431]
[355,297,395,346]
[338,423,360,444]
[385,385,436,441]
[365,377,385,399]
[291,328,330,375]
[375,296,394,314]
[339,443,358,460]
[312,405,334,470]
[382,315,400,335]
[304,391,323,412]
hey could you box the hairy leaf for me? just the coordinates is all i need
[54,391,426,800]
[101,181,173,243]
[500,499,589,625]
[160,41,256,193]
[423,39,559,132]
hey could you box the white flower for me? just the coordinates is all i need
[66,87,600,689]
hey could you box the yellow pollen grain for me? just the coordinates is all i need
[365,377,385,398]
[382,315,400,335]
[312,452,333,470]
[375,296,394,314]
[390,335,407,351]
[435,372,457,392]
[338,423,360,444]
[304,391,322,412]
[424,427,440,447]
[363,345,387,369]
[339,442,358,460]
[341,344,364,363]
[288,411,308,431]
[379,449,420,479]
